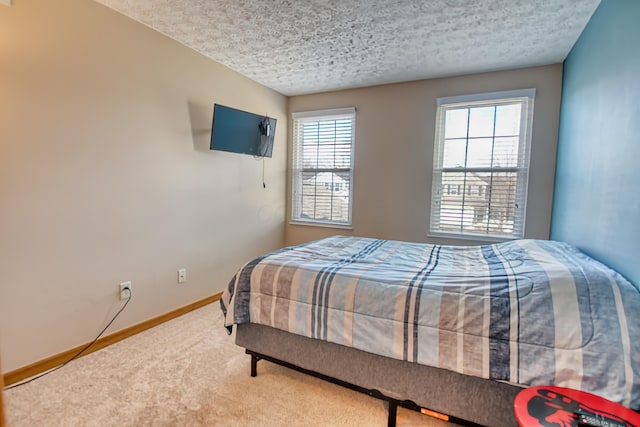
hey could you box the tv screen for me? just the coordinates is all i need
[210,104,276,158]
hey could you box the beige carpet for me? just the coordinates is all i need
[4,304,458,427]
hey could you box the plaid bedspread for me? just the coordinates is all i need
[220,236,640,409]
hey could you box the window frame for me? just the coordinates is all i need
[429,89,536,241]
[290,107,356,228]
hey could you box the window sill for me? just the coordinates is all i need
[289,220,353,230]
[428,231,520,244]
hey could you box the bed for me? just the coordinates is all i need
[220,236,640,426]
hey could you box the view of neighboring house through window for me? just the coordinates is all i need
[430,89,535,239]
[291,108,355,226]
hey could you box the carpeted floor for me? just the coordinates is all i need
[4,304,459,427]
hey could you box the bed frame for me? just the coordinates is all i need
[236,323,522,427]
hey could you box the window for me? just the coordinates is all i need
[430,89,535,240]
[291,108,355,226]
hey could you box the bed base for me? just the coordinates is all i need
[236,322,521,427]
[247,349,481,427]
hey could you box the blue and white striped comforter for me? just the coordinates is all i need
[220,236,640,409]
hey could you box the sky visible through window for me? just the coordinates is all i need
[442,104,521,169]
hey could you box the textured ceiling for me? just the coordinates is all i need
[95,0,601,96]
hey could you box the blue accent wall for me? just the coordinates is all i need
[551,0,640,287]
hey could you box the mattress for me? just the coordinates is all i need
[221,236,640,409]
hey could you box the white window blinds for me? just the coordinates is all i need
[291,108,355,226]
[430,89,535,240]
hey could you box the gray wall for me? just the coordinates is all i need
[286,65,562,247]
[0,0,286,371]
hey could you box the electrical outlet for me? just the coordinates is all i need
[120,281,132,300]
[178,268,186,284]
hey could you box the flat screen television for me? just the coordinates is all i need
[210,104,276,158]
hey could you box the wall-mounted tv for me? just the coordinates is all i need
[210,104,276,158]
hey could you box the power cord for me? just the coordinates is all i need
[252,155,267,188]
[4,289,132,390]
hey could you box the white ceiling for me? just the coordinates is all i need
[95,0,601,96]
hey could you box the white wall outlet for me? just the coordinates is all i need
[119,281,132,300]
[177,268,186,284]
